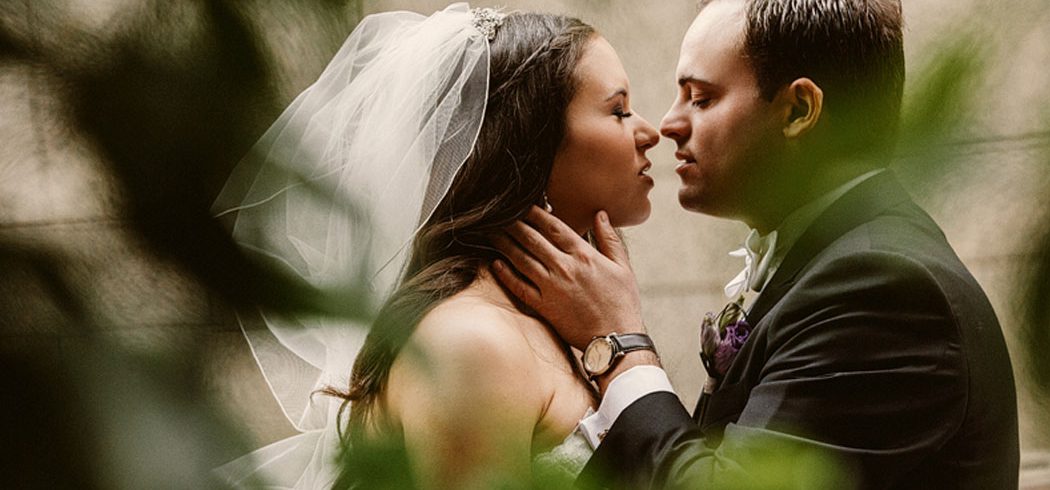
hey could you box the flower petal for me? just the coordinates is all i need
[700,322,721,358]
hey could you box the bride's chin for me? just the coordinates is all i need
[558,202,651,233]
[607,205,651,229]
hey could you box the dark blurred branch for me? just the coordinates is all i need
[896,34,988,180]
[51,0,336,316]
[1026,229,1050,392]
[897,130,1050,160]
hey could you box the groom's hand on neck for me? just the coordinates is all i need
[489,207,650,351]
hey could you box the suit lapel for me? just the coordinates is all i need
[693,171,913,428]
[745,170,911,327]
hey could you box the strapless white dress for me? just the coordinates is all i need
[532,410,596,483]
[217,413,595,488]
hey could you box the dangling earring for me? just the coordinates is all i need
[542,192,553,213]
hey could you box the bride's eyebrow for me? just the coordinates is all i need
[678,76,713,88]
[604,88,628,101]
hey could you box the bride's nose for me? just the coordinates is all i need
[634,115,660,151]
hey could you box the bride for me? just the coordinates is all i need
[214,3,658,488]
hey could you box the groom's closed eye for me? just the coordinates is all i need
[691,95,713,109]
[677,76,718,108]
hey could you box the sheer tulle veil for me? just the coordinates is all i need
[211,3,498,487]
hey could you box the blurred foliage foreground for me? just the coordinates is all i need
[1,0,1049,488]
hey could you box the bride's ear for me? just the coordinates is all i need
[778,78,823,139]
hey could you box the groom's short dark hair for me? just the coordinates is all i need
[703,0,905,157]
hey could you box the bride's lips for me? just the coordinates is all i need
[638,161,654,186]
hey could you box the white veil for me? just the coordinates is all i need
[211,3,497,487]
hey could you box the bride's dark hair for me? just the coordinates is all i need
[327,12,596,442]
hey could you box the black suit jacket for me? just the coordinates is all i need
[580,171,1019,489]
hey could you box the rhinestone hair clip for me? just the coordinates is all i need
[471,7,505,41]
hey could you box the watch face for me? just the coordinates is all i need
[584,338,615,374]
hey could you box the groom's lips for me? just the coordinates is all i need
[674,152,697,177]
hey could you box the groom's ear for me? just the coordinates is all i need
[778,78,824,139]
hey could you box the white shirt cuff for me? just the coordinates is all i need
[578,365,676,448]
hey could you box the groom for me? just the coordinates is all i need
[492,0,1018,488]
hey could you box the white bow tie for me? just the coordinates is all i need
[724,229,778,299]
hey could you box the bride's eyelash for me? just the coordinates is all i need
[613,107,633,119]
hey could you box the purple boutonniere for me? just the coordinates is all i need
[699,297,752,389]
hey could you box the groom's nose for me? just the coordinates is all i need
[659,105,689,143]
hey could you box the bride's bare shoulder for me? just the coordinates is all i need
[385,288,549,422]
[409,290,535,367]
[405,276,572,375]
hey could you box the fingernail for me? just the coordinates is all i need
[599,211,609,224]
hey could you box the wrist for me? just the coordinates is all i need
[593,350,661,393]
[585,316,646,347]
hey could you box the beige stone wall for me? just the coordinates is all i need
[2,0,1048,481]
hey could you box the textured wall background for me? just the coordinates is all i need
[1,0,1048,484]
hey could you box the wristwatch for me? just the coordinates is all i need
[582,332,657,379]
